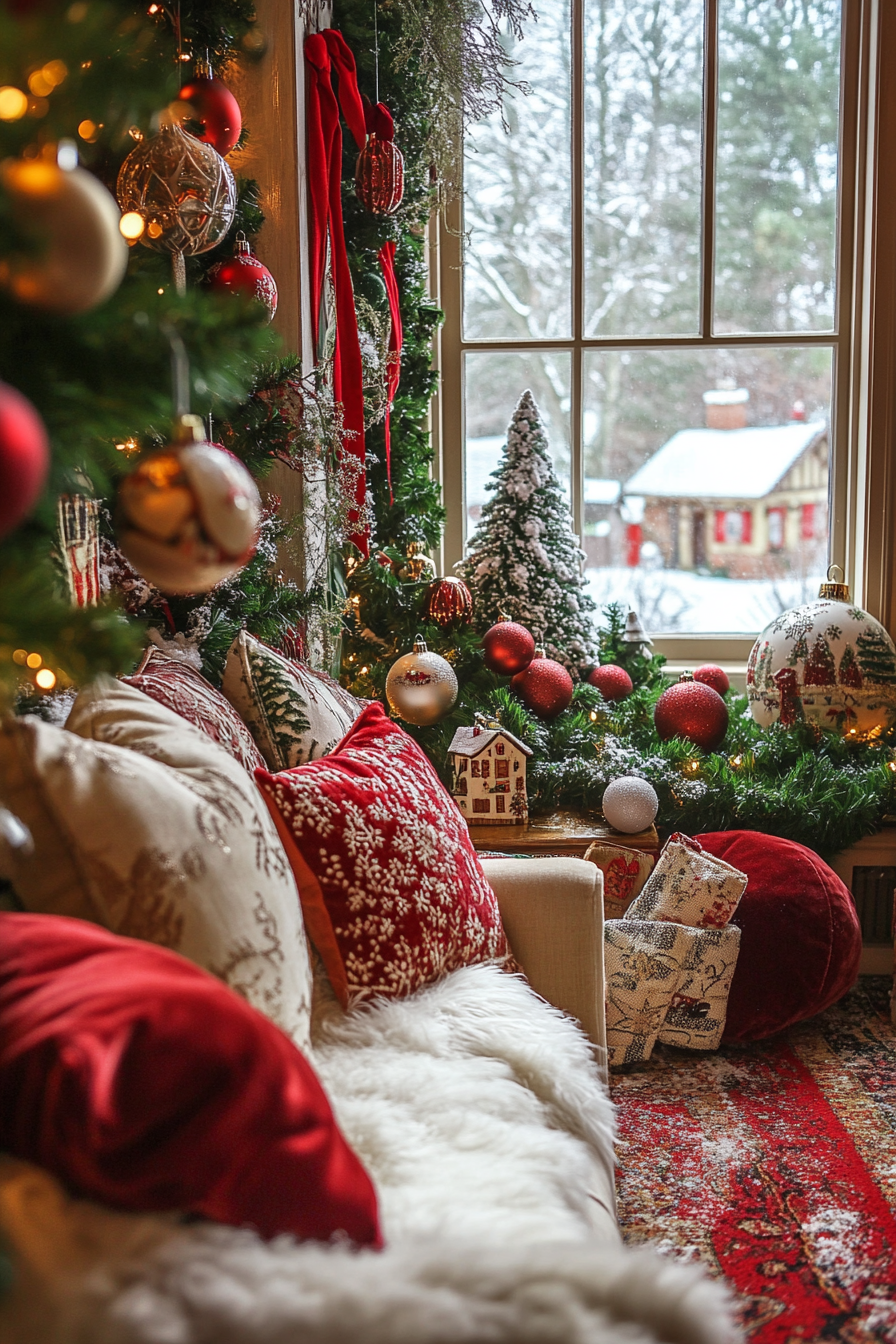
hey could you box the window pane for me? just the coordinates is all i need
[583,0,704,337]
[714,0,842,334]
[582,345,832,632]
[463,0,572,340]
[464,351,571,545]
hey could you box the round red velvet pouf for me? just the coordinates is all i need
[696,830,862,1043]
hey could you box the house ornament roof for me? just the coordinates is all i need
[448,724,534,759]
[624,421,827,501]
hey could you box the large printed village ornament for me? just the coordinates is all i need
[0,152,128,315]
[385,635,458,726]
[448,719,533,825]
[747,569,896,736]
[116,415,261,594]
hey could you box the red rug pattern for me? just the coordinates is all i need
[612,976,896,1341]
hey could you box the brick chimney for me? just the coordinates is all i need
[703,387,749,430]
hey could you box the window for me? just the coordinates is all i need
[495,741,505,754]
[496,759,510,777]
[495,796,506,812]
[473,798,491,813]
[435,0,881,654]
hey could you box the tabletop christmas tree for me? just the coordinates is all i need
[458,391,597,674]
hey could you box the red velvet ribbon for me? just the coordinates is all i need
[378,240,402,503]
[304,30,369,557]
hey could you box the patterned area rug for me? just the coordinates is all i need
[612,976,896,1342]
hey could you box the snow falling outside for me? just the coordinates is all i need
[461,0,841,636]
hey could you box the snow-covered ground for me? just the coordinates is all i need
[585,566,826,634]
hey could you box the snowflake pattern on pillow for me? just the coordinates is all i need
[256,702,508,1007]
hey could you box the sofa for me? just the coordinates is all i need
[0,652,738,1344]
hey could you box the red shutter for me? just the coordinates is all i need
[801,502,815,540]
[714,511,726,543]
[741,509,752,544]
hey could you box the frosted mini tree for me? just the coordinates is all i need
[459,390,598,672]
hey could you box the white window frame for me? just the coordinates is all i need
[432,0,896,677]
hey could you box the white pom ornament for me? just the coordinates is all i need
[747,567,896,737]
[602,776,659,834]
[117,415,261,595]
[386,635,458,726]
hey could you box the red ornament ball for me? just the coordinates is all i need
[423,576,473,628]
[587,663,633,702]
[511,656,574,719]
[208,235,278,322]
[177,72,242,156]
[693,663,730,696]
[355,135,405,215]
[482,621,536,676]
[654,674,729,752]
[0,380,49,539]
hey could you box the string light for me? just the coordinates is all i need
[119,211,145,240]
[25,652,42,669]
[360,665,369,675]
[35,668,56,690]
[115,437,139,455]
[682,759,700,775]
[12,650,27,665]
[0,87,28,121]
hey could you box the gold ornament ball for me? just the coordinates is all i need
[385,635,458,726]
[116,123,236,256]
[117,415,261,595]
[0,156,128,315]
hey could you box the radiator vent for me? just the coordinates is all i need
[850,866,896,945]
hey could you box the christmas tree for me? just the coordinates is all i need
[856,628,896,685]
[458,390,598,673]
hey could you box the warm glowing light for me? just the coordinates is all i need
[12,649,27,665]
[146,221,163,238]
[28,70,55,98]
[589,710,598,721]
[25,652,42,669]
[179,51,192,61]
[683,759,700,774]
[119,211,145,239]
[360,666,369,675]
[888,760,896,774]
[43,61,69,88]
[78,118,98,141]
[730,754,743,768]
[115,437,139,455]
[35,668,56,690]
[157,286,165,294]
[148,3,160,11]
[0,87,28,121]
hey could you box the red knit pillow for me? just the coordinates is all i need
[0,913,381,1247]
[696,831,862,1042]
[256,702,508,1007]
[121,647,265,775]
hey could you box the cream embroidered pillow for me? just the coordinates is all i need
[221,630,361,770]
[0,680,312,1051]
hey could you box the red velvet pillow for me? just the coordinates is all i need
[121,647,265,774]
[256,702,508,1008]
[696,831,862,1042]
[0,913,381,1246]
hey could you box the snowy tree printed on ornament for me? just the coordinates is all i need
[457,390,598,672]
[747,581,896,736]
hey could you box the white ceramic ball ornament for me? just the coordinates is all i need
[117,415,261,594]
[746,569,896,737]
[602,776,659,834]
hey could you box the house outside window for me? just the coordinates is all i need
[434,0,896,664]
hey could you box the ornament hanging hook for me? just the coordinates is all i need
[161,322,190,418]
[827,563,845,584]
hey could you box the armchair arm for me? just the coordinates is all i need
[480,856,606,1058]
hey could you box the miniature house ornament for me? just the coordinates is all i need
[448,716,533,825]
[746,565,896,737]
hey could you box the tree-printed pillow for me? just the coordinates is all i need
[221,631,363,771]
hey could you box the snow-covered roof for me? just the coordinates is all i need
[624,421,827,501]
[584,478,621,505]
[448,725,533,759]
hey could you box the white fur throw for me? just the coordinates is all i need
[7,965,738,1344]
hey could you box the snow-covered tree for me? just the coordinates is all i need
[458,390,598,672]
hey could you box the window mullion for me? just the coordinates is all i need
[571,0,584,542]
[701,0,719,338]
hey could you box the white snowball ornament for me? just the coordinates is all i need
[602,776,659,834]
[386,635,458,726]
[117,415,261,595]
